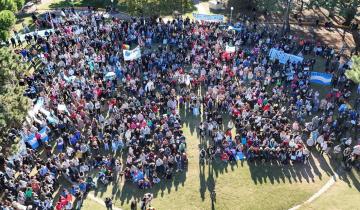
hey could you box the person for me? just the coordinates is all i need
[141,193,153,210]
[130,199,137,210]
[210,190,216,202]
[10,37,16,47]
[2,8,359,210]
[199,148,206,164]
[105,197,113,210]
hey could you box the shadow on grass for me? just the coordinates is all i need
[16,13,34,24]
[109,167,187,206]
[179,89,359,205]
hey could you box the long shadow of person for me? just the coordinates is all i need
[199,157,206,200]
[207,159,216,209]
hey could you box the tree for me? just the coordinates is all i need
[0,10,16,41]
[282,0,292,33]
[345,55,360,84]
[0,0,17,12]
[0,10,15,30]
[308,0,360,26]
[0,29,9,41]
[0,48,30,145]
[14,0,24,11]
[231,0,293,33]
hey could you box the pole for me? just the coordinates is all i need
[230,7,234,23]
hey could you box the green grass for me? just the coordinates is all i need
[82,199,107,210]
[80,107,349,210]
[301,170,360,210]
[13,13,34,34]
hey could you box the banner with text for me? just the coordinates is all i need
[193,13,224,22]
[269,48,304,64]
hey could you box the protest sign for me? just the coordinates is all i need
[193,13,224,22]
[123,46,141,61]
[269,48,303,64]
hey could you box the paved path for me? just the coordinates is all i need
[288,171,340,210]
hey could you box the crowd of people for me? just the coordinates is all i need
[0,6,359,210]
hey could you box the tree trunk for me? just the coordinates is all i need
[352,30,360,54]
[283,0,291,34]
[299,0,304,13]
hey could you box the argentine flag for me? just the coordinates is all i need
[26,133,39,149]
[39,127,49,143]
[310,72,332,85]
[123,46,141,61]
[228,25,242,32]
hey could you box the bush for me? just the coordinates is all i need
[0,29,10,40]
[0,10,16,31]
[14,0,24,11]
[345,56,360,84]
[0,0,17,12]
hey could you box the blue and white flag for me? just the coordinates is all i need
[39,127,49,143]
[310,72,332,85]
[193,13,224,22]
[228,25,242,32]
[26,133,39,149]
[123,46,141,61]
[269,48,303,64]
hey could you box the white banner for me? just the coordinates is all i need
[193,13,224,22]
[123,46,141,61]
[269,48,303,64]
[12,29,55,42]
[226,45,236,53]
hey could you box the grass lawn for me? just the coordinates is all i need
[300,170,360,210]
[82,199,108,210]
[13,13,34,34]
[80,106,350,210]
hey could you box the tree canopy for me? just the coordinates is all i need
[345,55,360,84]
[0,10,14,40]
[0,48,30,140]
[0,0,17,12]
[0,0,26,41]
[0,9,15,30]
[308,0,359,25]
[14,0,24,11]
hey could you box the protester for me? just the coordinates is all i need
[0,7,359,210]
[105,197,113,210]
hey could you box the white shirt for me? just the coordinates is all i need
[156,158,163,166]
